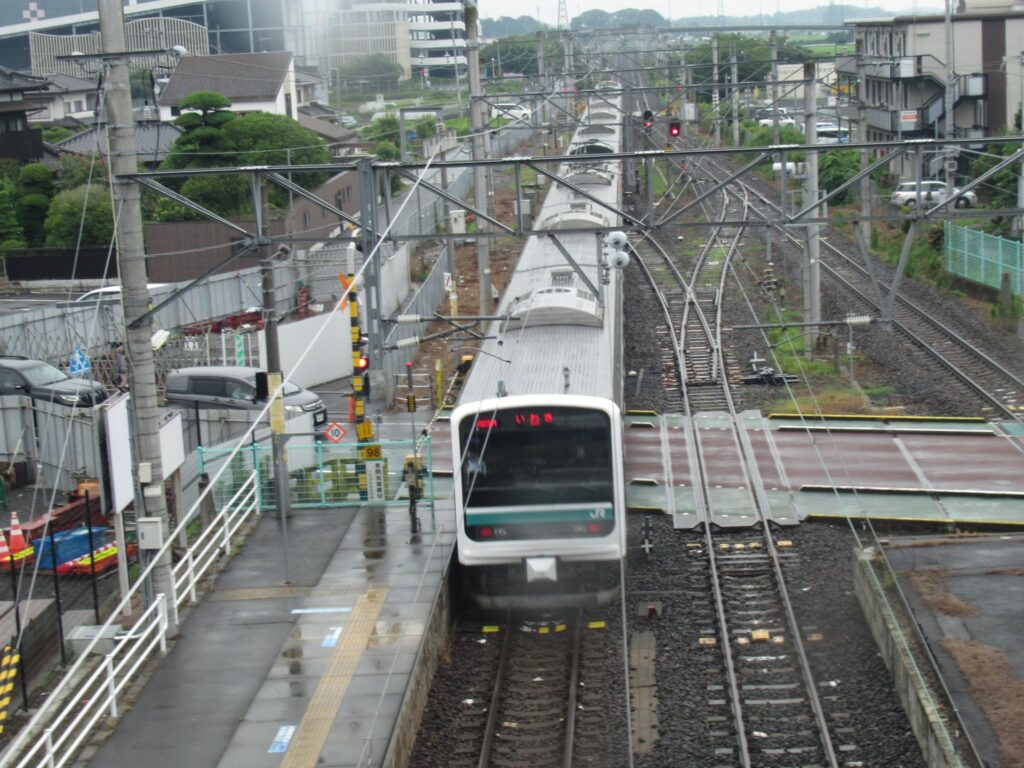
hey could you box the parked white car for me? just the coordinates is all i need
[891,181,978,208]
[490,103,531,122]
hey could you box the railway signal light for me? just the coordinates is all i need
[642,109,653,130]
[668,120,681,138]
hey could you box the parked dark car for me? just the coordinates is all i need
[0,356,109,407]
[163,366,328,428]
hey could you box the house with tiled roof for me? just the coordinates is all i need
[29,72,99,123]
[0,65,49,162]
[157,52,297,123]
[55,121,183,169]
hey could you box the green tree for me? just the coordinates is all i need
[54,154,107,192]
[16,163,54,247]
[373,140,399,162]
[365,115,400,145]
[0,159,20,184]
[162,91,236,169]
[686,34,810,106]
[817,149,859,204]
[43,125,75,143]
[970,140,1019,235]
[157,97,331,219]
[335,55,404,89]
[44,185,114,247]
[414,116,437,141]
[151,174,252,222]
[0,178,26,249]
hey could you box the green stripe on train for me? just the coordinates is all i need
[466,507,612,525]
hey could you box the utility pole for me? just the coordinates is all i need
[857,50,870,245]
[1019,51,1024,236]
[466,3,492,316]
[802,60,821,355]
[98,0,177,636]
[730,48,740,146]
[712,36,721,146]
[944,0,955,198]
[537,31,547,129]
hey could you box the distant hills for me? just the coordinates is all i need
[482,5,941,38]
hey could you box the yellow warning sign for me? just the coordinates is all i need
[359,445,382,460]
[356,421,376,441]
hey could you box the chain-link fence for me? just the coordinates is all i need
[945,221,1023,297]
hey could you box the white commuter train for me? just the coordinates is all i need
[450,83,628,609]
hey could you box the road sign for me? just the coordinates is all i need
[69,346,91,377]
[443,271,452,292]
[324,422,347,444]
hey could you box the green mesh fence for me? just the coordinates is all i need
[198,438,433,511]
[945,221,1024,296]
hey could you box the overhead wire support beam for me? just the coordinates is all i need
[789,147,907,224]
[390,167,513,234]
[546,234,602,301]
[128,242,258,329]
[656,150,772,228]
[263,171,361,230]
[923,143,1024,217]
[527,162,645,228]
[134,178,256,238]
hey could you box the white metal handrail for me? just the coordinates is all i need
[2,471,260,768]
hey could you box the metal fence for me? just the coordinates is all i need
[945,221,1024,297]
[197,436,434,512]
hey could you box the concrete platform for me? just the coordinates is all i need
[884,534,1024,768]
[82,490,455,768]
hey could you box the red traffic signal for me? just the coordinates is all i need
[356,355,369,370]
[668,121,681,137]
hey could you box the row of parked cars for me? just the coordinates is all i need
[0,357,327,427]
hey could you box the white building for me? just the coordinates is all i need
[157,52,297,122]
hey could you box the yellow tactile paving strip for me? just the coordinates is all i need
[280,587,388,767]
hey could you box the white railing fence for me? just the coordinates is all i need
[3,470,261,768]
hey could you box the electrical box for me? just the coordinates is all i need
[137,461,152,484]
[137,517,164,551]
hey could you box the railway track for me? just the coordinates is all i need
[697,154,1024,424]
[629,145,847,765]
[441,611,617,768]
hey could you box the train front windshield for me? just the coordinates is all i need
[458,406,615,540]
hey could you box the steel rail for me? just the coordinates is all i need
[476,612,513,768]
[722,167,1024,425]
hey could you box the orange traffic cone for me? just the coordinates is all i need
[8,513,26,553]
[0,529,10,562]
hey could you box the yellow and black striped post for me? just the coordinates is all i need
[0,644,20,735]
[342,273,375,500]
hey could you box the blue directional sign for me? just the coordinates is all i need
[69,346,91,377]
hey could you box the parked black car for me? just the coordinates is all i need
[0,356,109,407]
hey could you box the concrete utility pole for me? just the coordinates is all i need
[770,30,780,146]
[944,0,955,197]
[536,32,547,129]
[712,36,721,146]
[466,3,492,316]
[730,48,740,146]
[98,0,177,636]
[802,60,821,355]
[857,50,870,245]
[1019,51,1024,236]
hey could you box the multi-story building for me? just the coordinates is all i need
[0,0,468,88]
[836,7,1024,177]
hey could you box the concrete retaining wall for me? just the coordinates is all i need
[853,548,968,768]
[382,548,453,768]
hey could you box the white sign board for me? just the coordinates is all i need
[159,412,185,476]
[365,460,386,501]
[102,393,135,513]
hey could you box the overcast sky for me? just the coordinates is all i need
[486,0,938,31]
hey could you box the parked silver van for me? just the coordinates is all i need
[163,366,328,428]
